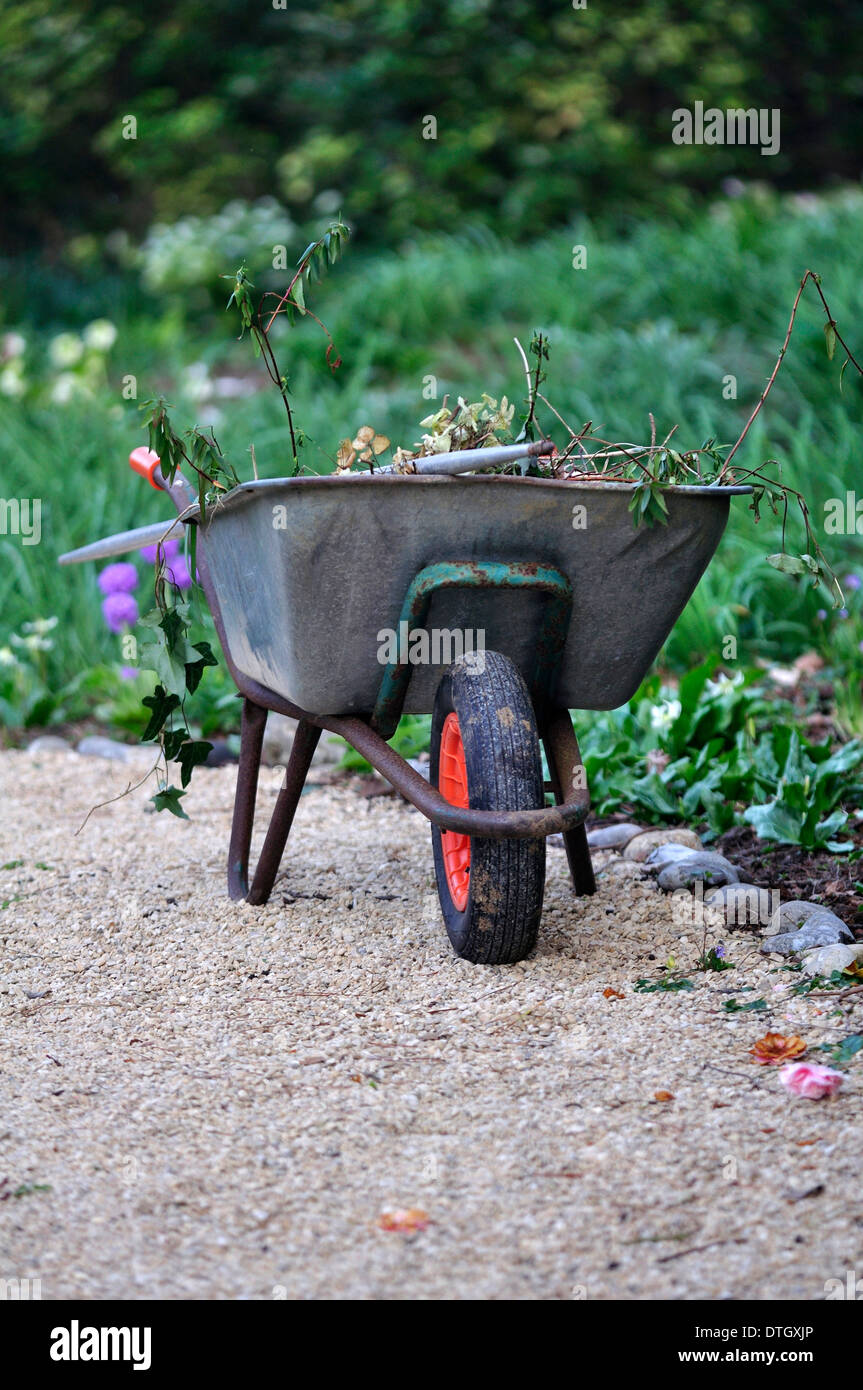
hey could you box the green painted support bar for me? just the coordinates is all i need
[371,559,573,740]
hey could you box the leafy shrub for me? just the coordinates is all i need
[138,199,295,302]
[578,664,863,848]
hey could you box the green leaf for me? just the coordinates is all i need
[824,320,837,361]
[814,740,863,780]
[138,637,190,699]
[629,771,680,817]
[161,728,187,762]
[150,785,189,819]
[722,996,767,1013]
[140,686,181,742]
[767,553,807,575]
[185,640,218,695]
[176,740,213,788]
[634,977,694,993]
[831,1034,863,1066]
[742,800,803,845]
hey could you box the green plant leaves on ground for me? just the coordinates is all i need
[742,728,863,851]
[821,1034,863,1067]
[578,662,863,849]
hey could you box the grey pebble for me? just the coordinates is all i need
[585,823,644,851]
[645,843,700,870]
[27,735,70,755]
[205,741,238,767]
[768,899,842,935]
[656,852,740,892]
[77,736,152,764]
[703,883,776,927]
[761,910,854,955]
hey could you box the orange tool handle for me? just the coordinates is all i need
[129,446,164,491]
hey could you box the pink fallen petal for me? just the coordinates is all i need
[779,1062,845,1099]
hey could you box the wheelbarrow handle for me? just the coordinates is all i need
[129,446,165,490]
[58,518,186,565]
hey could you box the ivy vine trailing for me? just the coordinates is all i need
[503,270,863,605]
[135,219,350,816]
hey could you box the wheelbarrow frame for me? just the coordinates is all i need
[154,466,597,906]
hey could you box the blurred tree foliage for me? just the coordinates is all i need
[1,0,862,252]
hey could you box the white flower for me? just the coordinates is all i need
[11,632,53,654]
[705,671,744,698]
[83,319,117,352]
[650,698,682,731]
[0,646,17,668]
[22,616,58,636]
[49,333,84,368]
[0,363,26,397]
[50,373,84,404]
[2,331,26,358]
[181,361,211,403]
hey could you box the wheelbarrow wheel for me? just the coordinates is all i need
[430,651,546,965]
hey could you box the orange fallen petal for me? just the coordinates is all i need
[654,1090,674,1102]
[749,1032,807,1065]
[378,1207,430,1233]
[603,987,625,1000]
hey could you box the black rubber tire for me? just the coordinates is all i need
[430,650,546,964]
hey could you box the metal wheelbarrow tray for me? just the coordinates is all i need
[126,458,750,964]
[200,473,748,715]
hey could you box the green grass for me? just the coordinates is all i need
[2,184,862,732]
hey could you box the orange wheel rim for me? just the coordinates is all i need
[438,712,471,910]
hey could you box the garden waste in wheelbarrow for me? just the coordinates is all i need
[69,449,751,965]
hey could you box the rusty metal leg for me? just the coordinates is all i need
[228,699,269,901]
[246,718,321,905]
[542,708,596,897]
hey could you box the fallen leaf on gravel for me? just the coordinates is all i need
[378,1208,430,1233]
[603,987,624,1000]
[654,1090,674,1102]
[785,1182,825,1202]
[750,1032,807,1066]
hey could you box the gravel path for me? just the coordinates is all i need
[2,748,861,1301]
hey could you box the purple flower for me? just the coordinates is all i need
[165,556,192,590]
[715,943,726,959]
[816,609,828,621]
[98,562,138,595]
[839,608,849,620]
[141,537,179,564]
[102,592,139,634]
[843,573,862,591]
[120,665,138,681]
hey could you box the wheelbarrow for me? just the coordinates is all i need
[65,447,750,965]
